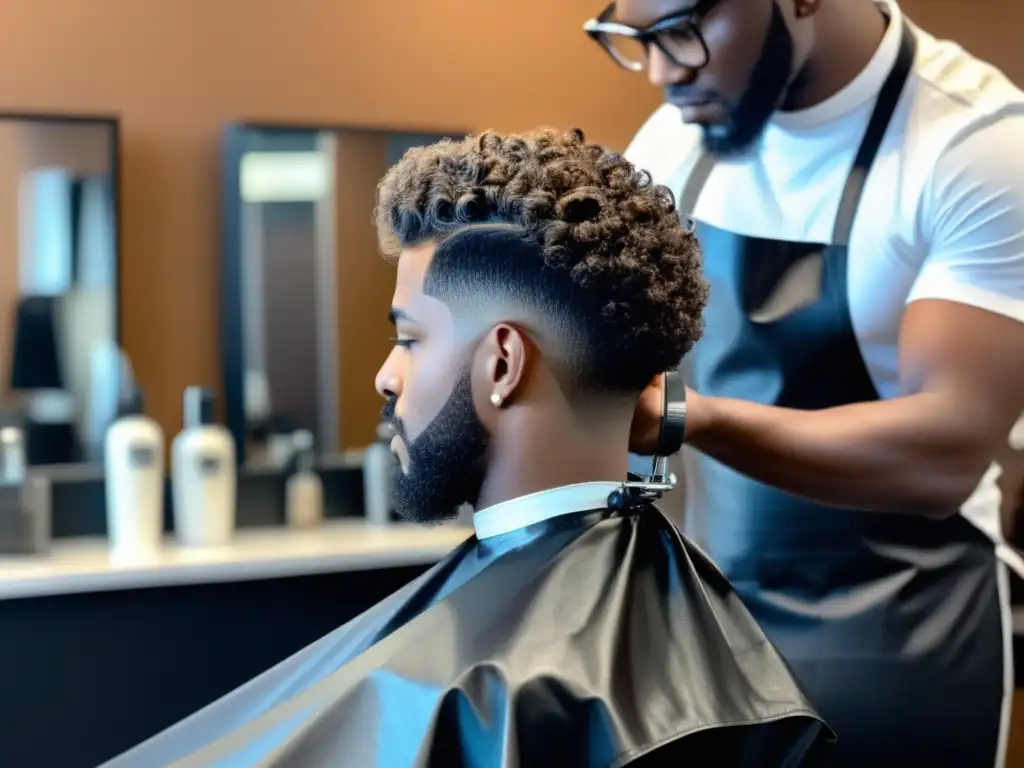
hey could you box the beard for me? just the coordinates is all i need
[686,3,795,156]
[383,368,490,525]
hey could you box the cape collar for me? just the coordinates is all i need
[473,481,621,540]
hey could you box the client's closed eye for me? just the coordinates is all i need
[391,337,418,349]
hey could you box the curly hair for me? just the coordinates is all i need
[375,128,707,393]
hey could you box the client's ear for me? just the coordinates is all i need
[477,323,530,410]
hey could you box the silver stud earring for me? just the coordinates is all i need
[490,392,503,408]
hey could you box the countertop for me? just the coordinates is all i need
[0,520,473,600]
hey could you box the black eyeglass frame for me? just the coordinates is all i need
[583,0,721,72]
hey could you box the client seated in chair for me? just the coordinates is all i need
[106,129,834,767]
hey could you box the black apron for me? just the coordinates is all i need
[679,22,1008,768]
[103,505,834,767]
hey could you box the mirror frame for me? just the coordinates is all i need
[0,110,122,345]
[220,121,470,465]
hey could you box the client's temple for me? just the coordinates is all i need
[105,130,834,767]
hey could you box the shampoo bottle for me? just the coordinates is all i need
[286,430,323,528]
[105,388,165,559]
[172,386,236,547]
[363,423,395,526]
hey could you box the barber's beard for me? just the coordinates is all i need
[699,3,795,156]
[385,369,490,525]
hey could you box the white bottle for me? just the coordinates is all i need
[363,423,396,526]
[172,387,236,547]
[286,430,323,528]
[105,389,165,559]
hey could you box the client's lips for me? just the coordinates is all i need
[385,424,402,453]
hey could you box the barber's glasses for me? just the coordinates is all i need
[583,0,719,72]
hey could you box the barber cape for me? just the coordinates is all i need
[105,482,834,768]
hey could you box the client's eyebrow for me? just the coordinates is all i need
[388,308,418,325]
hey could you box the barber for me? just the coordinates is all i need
[585,0,1024,765]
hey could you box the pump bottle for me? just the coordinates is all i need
[286,430,323,528]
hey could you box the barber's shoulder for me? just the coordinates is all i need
[888,29,1024,231]
[907,31,1024,198]
[624,104,703,190]
[910,29,1024,145]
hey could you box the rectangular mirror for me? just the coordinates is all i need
[221,123,465,466]
[0,113,121,466]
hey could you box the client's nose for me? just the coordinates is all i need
[375,349,403,400]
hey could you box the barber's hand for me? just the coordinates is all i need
[629,375,704,456]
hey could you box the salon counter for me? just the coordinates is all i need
[0,519,472,600]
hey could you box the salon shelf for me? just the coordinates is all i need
[0,520,472,601]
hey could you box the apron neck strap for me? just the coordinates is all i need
[831,18,916,245]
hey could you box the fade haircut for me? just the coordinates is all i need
[375,128,708,393]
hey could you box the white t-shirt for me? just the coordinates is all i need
[625,0,1024,545]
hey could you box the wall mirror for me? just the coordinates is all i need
[221,123,465,466]
[0,113,121,466]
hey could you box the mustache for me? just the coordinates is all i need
[665,84,718,104]
[381,398,406,441]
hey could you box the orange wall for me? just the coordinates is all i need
[0,0,1019,439]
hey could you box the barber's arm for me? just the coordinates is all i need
[632,116,1024,518]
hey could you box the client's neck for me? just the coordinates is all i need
[475,407,630,511]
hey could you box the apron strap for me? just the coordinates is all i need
[832,19,917,246]
[677,151,716,221]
